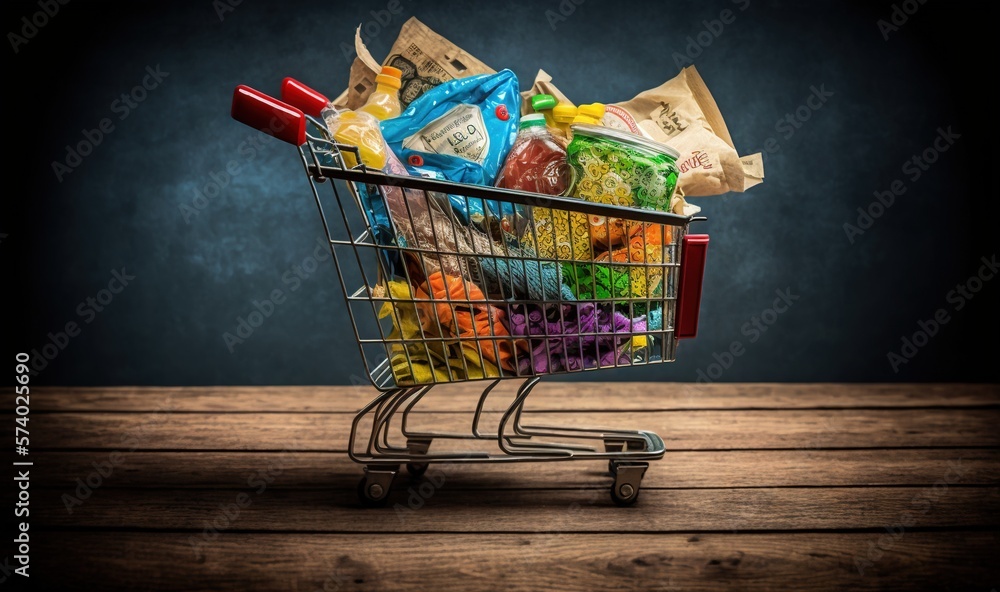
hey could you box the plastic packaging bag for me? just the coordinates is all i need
[380,70,521,222]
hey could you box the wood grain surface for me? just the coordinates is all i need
[27,384,1000,591]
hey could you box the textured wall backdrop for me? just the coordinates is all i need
[5,0,998,385]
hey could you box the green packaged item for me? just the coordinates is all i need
[566,124,680,211]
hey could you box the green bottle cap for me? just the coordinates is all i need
[519,113,547,129]
[531,94,558,111]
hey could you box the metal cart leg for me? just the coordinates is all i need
[404,438,432,477]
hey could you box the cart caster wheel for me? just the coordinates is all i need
[357,477,390,507]
[357,467,396,507]
[406,462,428,477]
[611,482,640,506]
[609,462,648,507]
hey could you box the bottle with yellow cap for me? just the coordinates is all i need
[551,103,578,138]
[327,111,388,169]
[572,103,606,125]
[322,67,403,169]
[358,66,402,121]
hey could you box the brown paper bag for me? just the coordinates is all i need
[523,66,764,200]
[607,66,763,196]
[334,17,494,111]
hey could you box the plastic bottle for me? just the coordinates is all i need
[495,114,571,196]
[324,109,387,170]
[552,103,578,138]
[358,66,402,121]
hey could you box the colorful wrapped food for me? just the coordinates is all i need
[567,124,680,211]
[565,220,668,291]
[508,302,647,374]
[379,272,523,385]
[379,279,504,385]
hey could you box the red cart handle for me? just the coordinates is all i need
[230,85,306,146]
[280,77,330,118]
[675,234,709,339]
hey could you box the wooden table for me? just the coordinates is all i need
[27,384,1000,590]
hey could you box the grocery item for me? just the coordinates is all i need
[521,66,764,206]
[603,66,763,196]
[326,109,388,169]
[562,241,663,315]
[530,94,559,129]
[472,241,576,302]
[552,103,578,138]
[379,279,504,384]
[380,70,520,185]
[495,114,571,196]
[519,69,575,118]
[523,207,594,262]
[567,124,680,212]
[572,103,606,126]
[561,223,670,313]
[376,150,473,281]
[526,124,680,263]
[380,69,521,224]
[379,270,521,381]
[358,66,403,121]
[508,302,646,374]
[338,17,495,111]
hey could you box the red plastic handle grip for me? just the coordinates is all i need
[281,77,329,118]
[230,85,306,146]
[675,234,710,339]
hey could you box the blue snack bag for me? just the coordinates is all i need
[380,70,521,222]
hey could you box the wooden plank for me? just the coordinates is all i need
[32,532,1000,592]
[37,487,999,532]
[32,531,1000,591]
[25,409,1000,450]
[27,383,1000,412]
[33,449,999,489]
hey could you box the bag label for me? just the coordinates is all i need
[403,103,490,163]
[602,104,641,134]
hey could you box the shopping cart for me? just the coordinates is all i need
[231,80,709,506]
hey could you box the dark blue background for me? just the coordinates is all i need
[6,0,998,385]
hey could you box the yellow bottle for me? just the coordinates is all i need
[552,103,578,138]
[328,110,387,170]
[358,66,402,121]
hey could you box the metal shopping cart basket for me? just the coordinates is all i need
[231,80,709,506]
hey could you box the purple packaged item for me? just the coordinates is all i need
[508,303,646,374]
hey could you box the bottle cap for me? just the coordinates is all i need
[531,94,558,111]
[519,113,547,129]
[375,66,402,89]
[573,103,606,124]
[552,103,578,123]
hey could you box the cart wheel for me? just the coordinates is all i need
[609,462,648,507]
[610,481,640,506]
[357,476,390,507]
[405,462,429,477]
